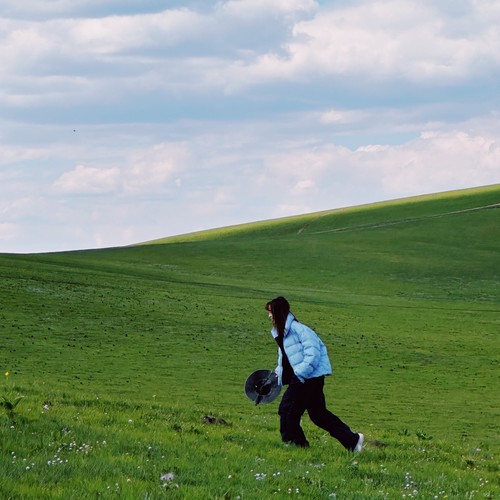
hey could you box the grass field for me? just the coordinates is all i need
[1,184,499,498]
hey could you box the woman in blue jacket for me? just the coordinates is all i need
[266,296,363,451]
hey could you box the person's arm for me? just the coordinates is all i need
[274,346,283,384]
[291,323,322,382]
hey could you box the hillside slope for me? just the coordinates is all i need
[1,185,498,498]
[0,185,498,436]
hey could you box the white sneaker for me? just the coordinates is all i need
[354,433,364,452]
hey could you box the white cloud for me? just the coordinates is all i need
[0,144,47,165]
[0,9,206,68]
[53,165,121,194]
[380,130,500,193]
[218,0,317,19]
[225,0,500,88]
[264,144,350,184]
[123,142,190,194]
[0,1,311,67]
[0,197,38,219]
[258,126,500,212]
[1,1,499,253]
[2,116,499,253]
[319,109,360,125]
[0,222,20,241]
[51,142,190,196]
[66,9,207,54]
[291,179,316,195]
[2,0,499,108]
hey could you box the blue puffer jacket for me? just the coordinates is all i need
[272,313,332,385]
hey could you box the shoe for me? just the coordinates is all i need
[354,433,364,452]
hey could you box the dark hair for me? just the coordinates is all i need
[266,296,290,337]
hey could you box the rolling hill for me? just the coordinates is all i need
[0,184,498,498]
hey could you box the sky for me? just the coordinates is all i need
[1,0,499,253]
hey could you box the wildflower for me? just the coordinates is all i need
[160,472,175,482]
[160,472,179,490]
[5,371,10,377]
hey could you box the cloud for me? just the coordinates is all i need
[51,141,190,196]
[0,143,48,165]
[0,196,38,219]
[0,0,203,19]
[259,126,500,217]
[66,9,207,55]
[53,165,121,195]
[1,1,499,253]
[0,223,19,241]
[380,130,500,193]
[319,109,361,125]
[225,0,500,89]
[291,179,316,194]
[2,116,499,253]
[0,1,313,66]
[123,142,190,194]
[2,0,499,113]
[41,115,500,232]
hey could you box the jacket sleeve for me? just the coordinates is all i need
[291,323,322,382]
[274,346,283,384]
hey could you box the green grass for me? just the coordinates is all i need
[1,184,499,498]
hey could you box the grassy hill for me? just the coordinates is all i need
[1,185,499,498]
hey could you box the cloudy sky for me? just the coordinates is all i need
[1,0,499,253]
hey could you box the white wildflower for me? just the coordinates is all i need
[160,472,175,482]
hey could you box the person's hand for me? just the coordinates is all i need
[256,381,272,395]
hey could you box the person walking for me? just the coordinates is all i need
[266,296,363,451]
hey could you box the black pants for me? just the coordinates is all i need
[278,375,359,450]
